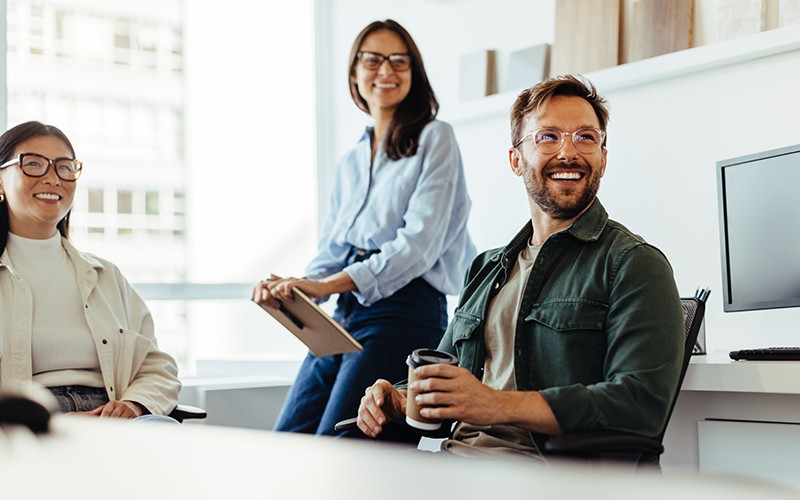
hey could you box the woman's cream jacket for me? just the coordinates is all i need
[0,237,180,415]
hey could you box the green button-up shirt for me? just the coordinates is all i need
[438,199,683,445]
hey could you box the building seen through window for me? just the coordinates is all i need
[6,0,186,280]
[4,0,318,375]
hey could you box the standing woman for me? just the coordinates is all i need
[253,19,475,437]
[0,121,180,419]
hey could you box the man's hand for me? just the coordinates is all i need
[410,364,563,435]
[410,364,501,426]
[357,379,407,438]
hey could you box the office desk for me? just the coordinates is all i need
[663,352,800,490]
[0,415,796,499]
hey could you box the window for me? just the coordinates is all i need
[3,1,317,376]
[145,191,159,215]
[88,188,104,213]
[117,189,133,214]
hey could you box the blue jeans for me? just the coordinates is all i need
[49,385,109,412]
[273,277,447,438]
[48,385,178,424]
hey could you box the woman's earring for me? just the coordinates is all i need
[0,194,5,203]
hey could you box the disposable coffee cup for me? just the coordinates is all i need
[405,348,459,430]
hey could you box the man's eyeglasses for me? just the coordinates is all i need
[514,128,606,155]
[357,51,412,71]
[0,153,83,181]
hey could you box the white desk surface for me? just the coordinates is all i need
[684,352,800,394]
[1,415,797,499]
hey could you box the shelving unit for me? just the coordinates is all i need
[442,22,800,126]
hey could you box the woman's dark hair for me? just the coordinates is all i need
[347,19,439,160]
[0,121,76,255]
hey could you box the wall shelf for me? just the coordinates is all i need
[442,23,800,126]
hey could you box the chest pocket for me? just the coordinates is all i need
[448,311,482,371]
[524,299,608,380]
[525,299,608,332]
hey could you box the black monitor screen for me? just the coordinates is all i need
[717,144,800,312]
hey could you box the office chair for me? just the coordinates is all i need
[168,404,208,423]
[542,297,706,466]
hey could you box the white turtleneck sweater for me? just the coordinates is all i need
[6,232,103,388]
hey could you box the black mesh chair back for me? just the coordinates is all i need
[542,297,706,465]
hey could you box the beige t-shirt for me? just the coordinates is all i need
[443,237,544,460]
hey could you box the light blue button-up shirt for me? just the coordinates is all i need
[306,120,476,306]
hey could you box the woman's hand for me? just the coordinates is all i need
[74,400,144,419]
[252,272,357,308]
[252,274,286,309]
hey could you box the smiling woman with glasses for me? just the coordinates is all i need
[0,152,84,181]
[356,51,412,72]
[253,20,476,441]
[0,121,181,422]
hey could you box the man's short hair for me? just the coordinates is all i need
[510,75,610,148]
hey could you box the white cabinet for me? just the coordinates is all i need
[698,420,800,491]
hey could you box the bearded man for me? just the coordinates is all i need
[355,75,685,461]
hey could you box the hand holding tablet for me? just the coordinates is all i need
[255,288,363,357]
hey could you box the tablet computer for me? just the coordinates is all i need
[257,288,363,357]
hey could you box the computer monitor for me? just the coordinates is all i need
[717,143,800,312]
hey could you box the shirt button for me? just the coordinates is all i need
[102,339,107,344]
[119,328,124,333]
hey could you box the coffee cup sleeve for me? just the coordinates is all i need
[392,379,456,439]
[391,380,455,438]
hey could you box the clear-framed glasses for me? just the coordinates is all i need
[514,127,606,154]
[0,153,83,181]
[357,51,412,71]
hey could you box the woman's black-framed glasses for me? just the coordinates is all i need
[357,51,412,71]
[0,153,83,181]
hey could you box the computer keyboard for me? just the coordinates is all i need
[729,347,800,361]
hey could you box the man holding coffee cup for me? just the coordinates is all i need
[355,75,684,460]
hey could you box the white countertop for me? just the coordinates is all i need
[1,416,797,499]
[684,352,800,394]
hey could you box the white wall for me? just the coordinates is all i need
[315,0,554,226]
[182,1,319,360]
[184,0,318,285]
[317,0,800,354]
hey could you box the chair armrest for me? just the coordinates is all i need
[544,430,664,456]
[334,417,359,432]
[168,404,208,423]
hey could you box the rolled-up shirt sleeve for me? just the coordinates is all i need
[307,121,475,306]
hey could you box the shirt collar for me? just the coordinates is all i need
[358,126,375,144]
[498,198,609,266]
[565,198,608,242]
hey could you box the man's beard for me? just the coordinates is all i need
[524,160,601,220]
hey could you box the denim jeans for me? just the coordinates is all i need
[49,385,109,412]
[48,385,178,424]
[273,277,447,438]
